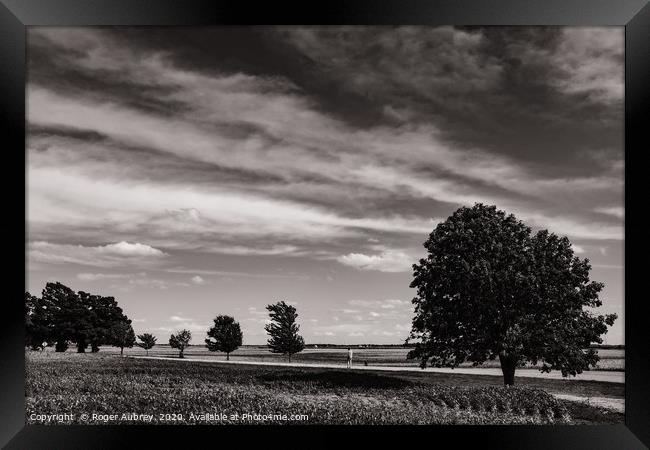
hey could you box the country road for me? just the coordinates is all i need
[130,355,625,384]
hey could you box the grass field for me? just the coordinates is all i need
[26,352,623,425]
[92,344,625,371]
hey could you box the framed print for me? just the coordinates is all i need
[1,0,648,448]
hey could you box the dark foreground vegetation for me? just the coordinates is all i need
[26,353,622,425]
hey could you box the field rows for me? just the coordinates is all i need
[26,352,623,425]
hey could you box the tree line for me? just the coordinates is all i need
[25,283,305,360]
[25,282,134,354]
[161,301,305,360]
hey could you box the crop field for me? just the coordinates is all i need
[95,345,625,371]
[26,352,623,425]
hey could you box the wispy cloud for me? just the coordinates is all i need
[77,272,130,281]
[594,206,624,219]
[337,249,414,273]
[27,27,623,259]
[29,241,166,268]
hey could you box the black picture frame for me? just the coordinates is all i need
[1,0,648,448]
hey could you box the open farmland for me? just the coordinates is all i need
[26,352,623,425]
[96,344,625,371]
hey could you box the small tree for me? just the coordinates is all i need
[110,321,136,356]
[136,333,157,356]
[265,301,305,362]
[169,329,192,358]
[205,315,243,360]
[408,204,617,385]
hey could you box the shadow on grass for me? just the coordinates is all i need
[257,369,413,389]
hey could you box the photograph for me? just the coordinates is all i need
[24,25,624,426]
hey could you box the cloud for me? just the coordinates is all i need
[27,28,623,258]
[551,28,623,104]
[594,206,624,219]
[127,277,188,290]
[190,275,205,285]
[247,307,267,315]
[336,309,360,314]
[349,299,410,309]
[166,267,310,280]
[162,316,210,335]
[170,315,192,322]
[162,315,211,335]
[337,249,414,272]
[314,331,335,337]
[279,26,503,104]
[29,241,166,268]
[592,263,623,269]
[27,163,435,254]
[98,241,165,257]
[571,244,585,254]
[341,299,413,322]
[394,323,412,332]
[313,323,373,335]
[77,272,130,281]
[521,212,623,241]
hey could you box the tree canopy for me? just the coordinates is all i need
[265,301,305,362]
[205,315,243,360]
[111,321,136,356]
[169,329,192,358]
[408,204,616,385]
[25,282,134,353]
[137,333,157,356]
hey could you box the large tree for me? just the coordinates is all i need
[25,282,134,353]
[265,301,305,362]
[81,292,129,352]
[40,282,81,352]
[205,315,243,360]
[169,329,192,358]
[408,204,617,385]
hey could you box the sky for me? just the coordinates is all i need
[26,26,624,345]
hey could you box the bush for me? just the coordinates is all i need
[54,341,68,352]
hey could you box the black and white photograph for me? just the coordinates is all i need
[25,26,624,425]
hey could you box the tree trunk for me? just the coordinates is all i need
[226,353,230,361]
[146,349,149,356]
[499,352,517,386]
[288,353,291,363]
[179,349,184,358]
